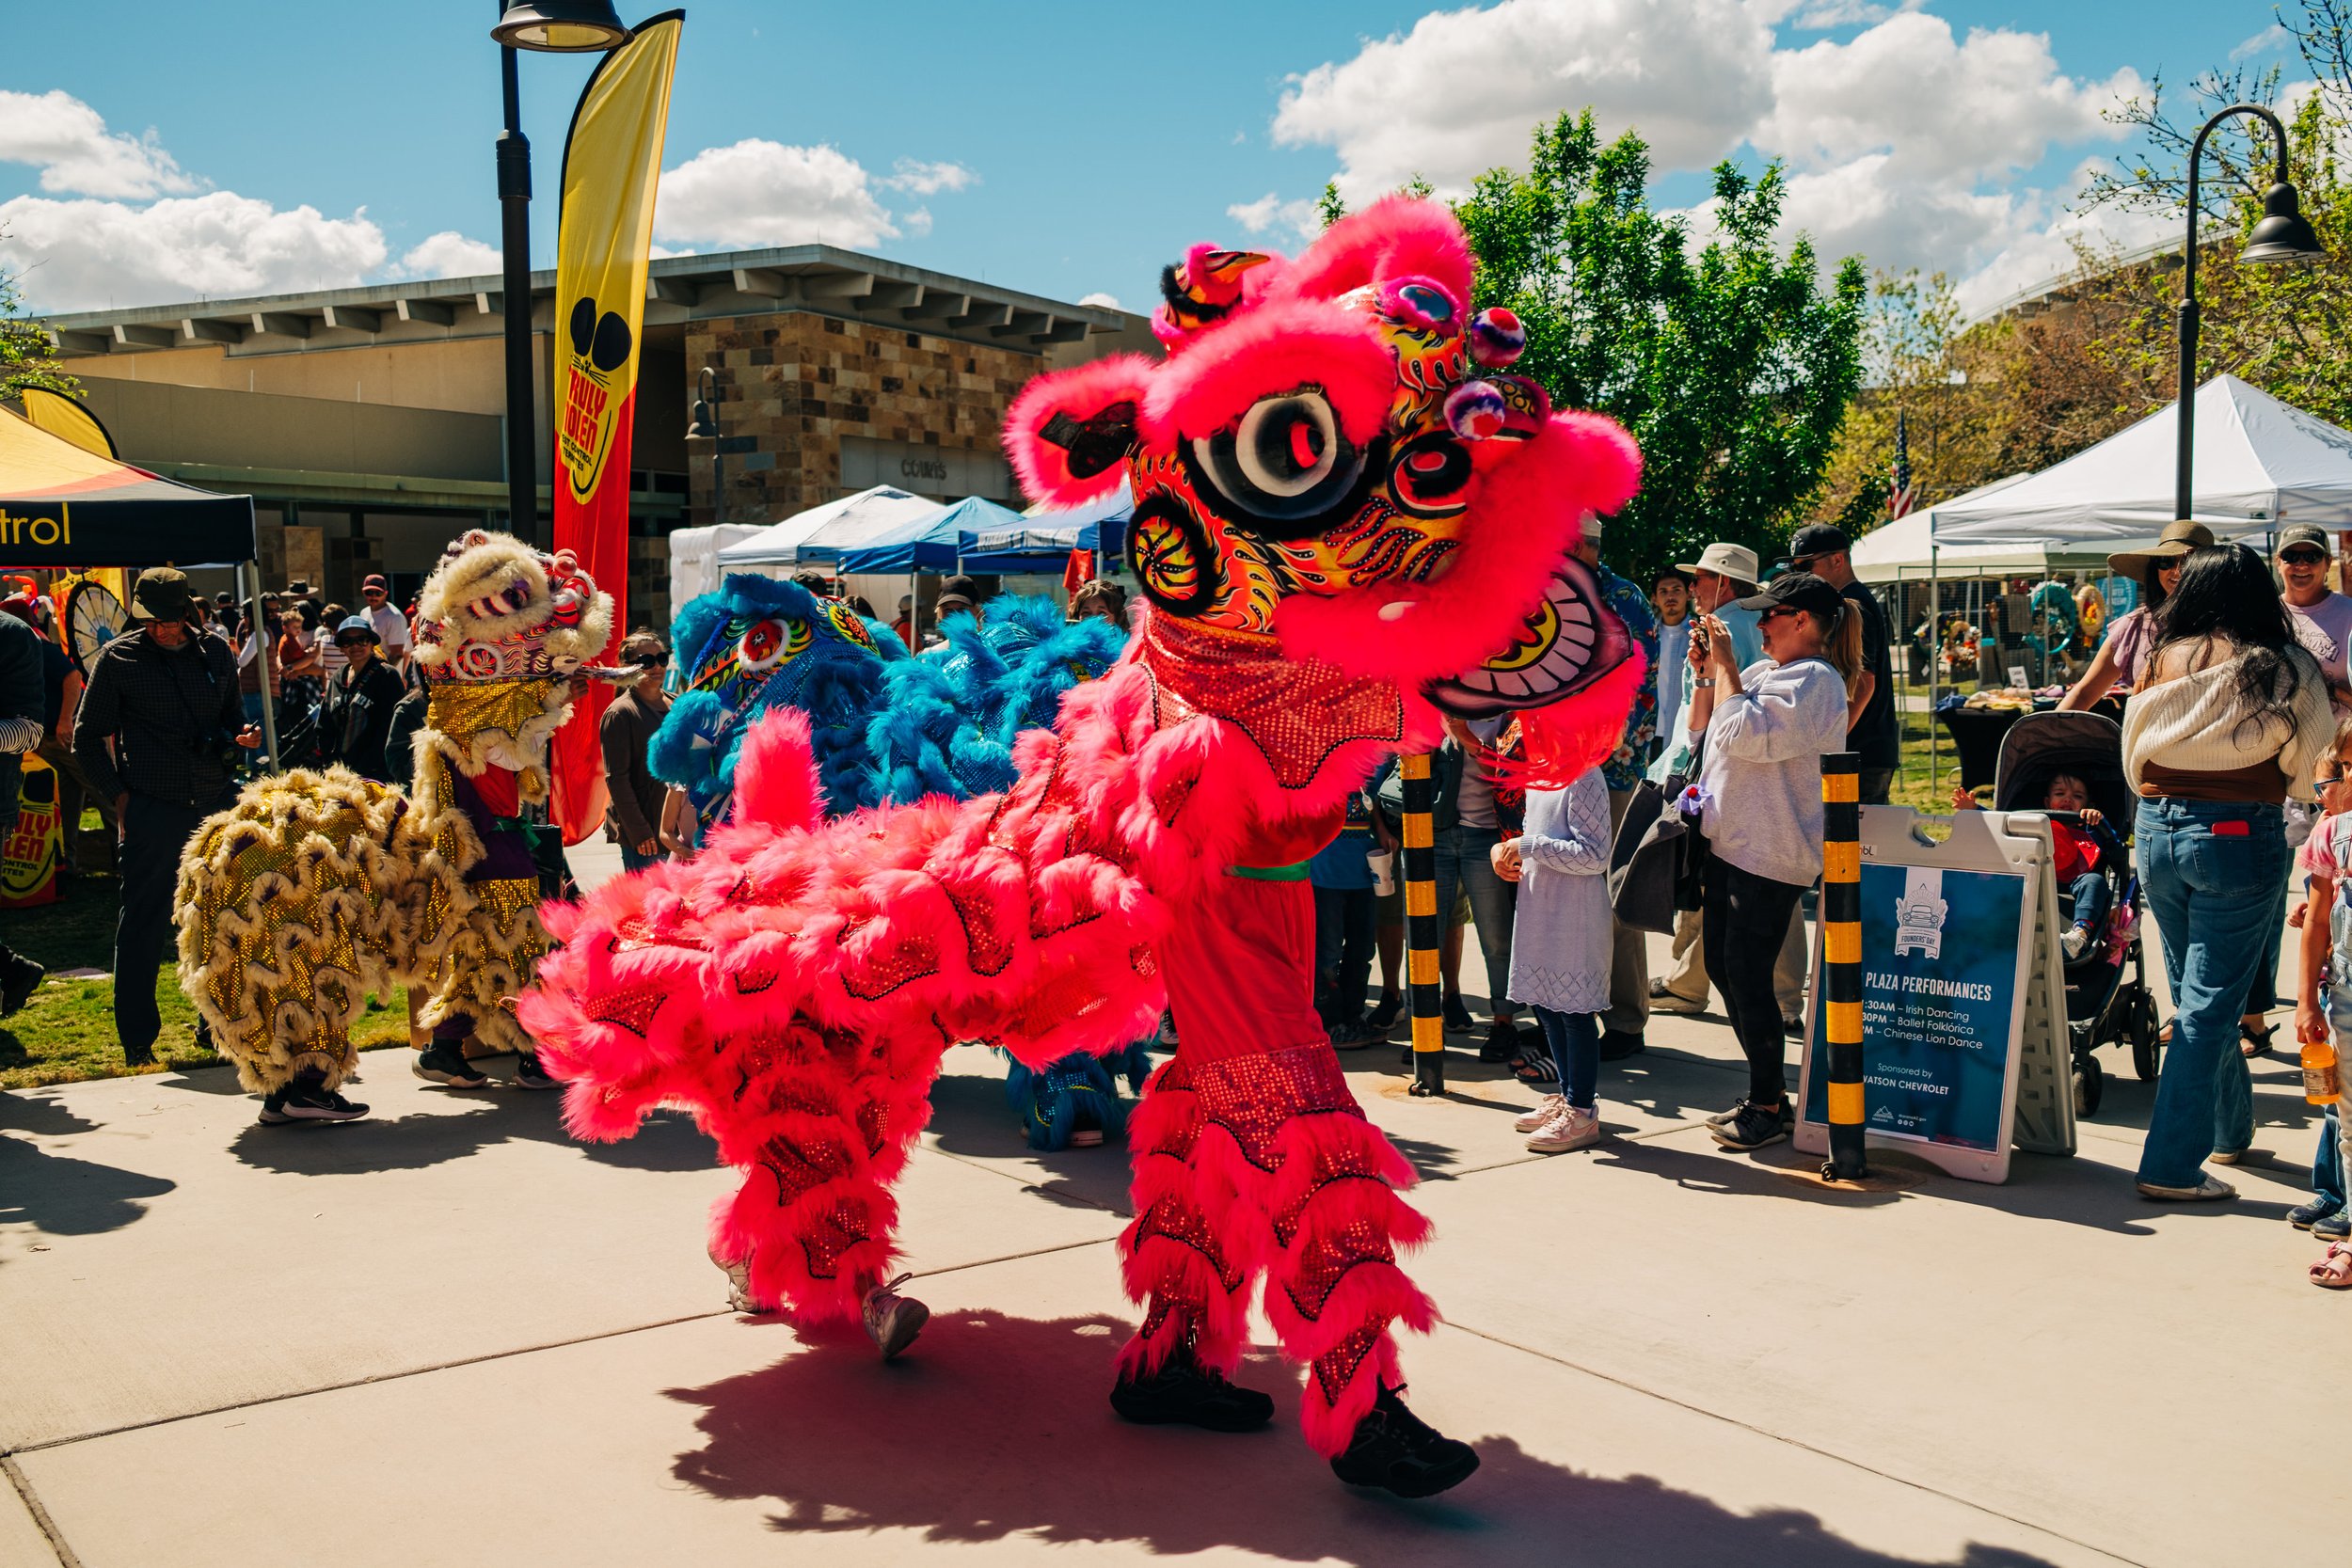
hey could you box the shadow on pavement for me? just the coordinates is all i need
[0,1133,175,1240]
[224,1091,716,1178]
[0,1093,101,1136]
[665,1307,2067,1568]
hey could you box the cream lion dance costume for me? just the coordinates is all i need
[176,531,617,1123]
[519,200,1645,1497]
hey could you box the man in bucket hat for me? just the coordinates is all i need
[72,569,267,1072]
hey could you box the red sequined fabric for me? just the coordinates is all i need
[1192,1044,1359,1172]
[1139,613,1405,790]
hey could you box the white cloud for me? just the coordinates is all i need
[0,191,386,311]
[882,157,975,196]
[1079,291,1123,310]
[1271,0,1778,203]
[0,89,196,199]
[1266,3,2155,321]
[1785,0,1921,28]
[396,230,502,278]
[1949,177,2178,318]
[655,139,970,250]
[1226,192,1321,241]
[1755,13,2138,185]
[2233,23,2289,62]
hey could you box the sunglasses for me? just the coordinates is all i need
[1758,604,1805,625]
[2323,771,2349,787]
[2280,549,2328,565]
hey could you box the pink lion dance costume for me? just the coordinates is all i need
[518,199,1642,1497]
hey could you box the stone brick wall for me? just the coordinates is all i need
[684,311,1041,527]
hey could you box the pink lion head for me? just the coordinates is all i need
[1004,198,1645,775]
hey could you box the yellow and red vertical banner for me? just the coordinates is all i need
[549,8,682,845]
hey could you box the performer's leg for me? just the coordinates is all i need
[1112,1052,1263,1401]
[706,1017,939,1351]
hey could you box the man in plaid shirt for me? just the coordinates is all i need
[72,569,260,1066]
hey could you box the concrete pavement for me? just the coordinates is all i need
[1,904,2340,1566]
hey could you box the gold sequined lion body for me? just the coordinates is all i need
[175,531,618,1096]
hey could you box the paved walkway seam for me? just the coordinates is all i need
[1436,1320,2149,1568]
[2,1455,80,1568]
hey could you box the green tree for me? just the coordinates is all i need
[1450,111,1867,582]
[2081,0,2352,426]
[0,259,76,399]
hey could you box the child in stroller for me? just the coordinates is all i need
[1953,770,2115,963]
[1954,709,2161,1116]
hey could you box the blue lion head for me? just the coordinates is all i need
[648,574,905,827]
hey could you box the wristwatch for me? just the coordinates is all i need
[1692,676,1716,688]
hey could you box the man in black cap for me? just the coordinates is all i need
[932,573,983,629]
[72,567,261,1067]
[2278,525,2352,717]
[316,615,406,781]
[1785,524,1898,804]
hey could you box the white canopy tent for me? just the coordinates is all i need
[667,523,770,608]
[1848,475,2077,582]
[1931,374,2352,546]
[713,484,944,570]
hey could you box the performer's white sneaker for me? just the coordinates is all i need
[862,1273,929,1361]
[713,1252,762,1315]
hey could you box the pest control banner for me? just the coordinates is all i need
[1802,862,2028,1152]
[548,9,682,845]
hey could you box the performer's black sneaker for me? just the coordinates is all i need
[1110,1349,1275,1433]
[514,1052,560,1090]
[0,954,43,1015]
[1329,1384,1479,1497]
[262,1083,369,1124]
[414,1044,491,1089]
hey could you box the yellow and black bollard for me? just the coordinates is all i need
[1400,752,1444,1097]
[1820,752,1867,1180]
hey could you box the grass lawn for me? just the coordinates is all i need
[0,868,412,1091]
[1888,705,1966,816]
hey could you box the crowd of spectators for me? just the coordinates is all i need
[17,530,2352,1265]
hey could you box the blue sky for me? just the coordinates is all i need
[0,0,2304,318]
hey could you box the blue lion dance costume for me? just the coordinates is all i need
[650,578,1143,1148]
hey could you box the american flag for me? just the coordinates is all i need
[1888,409,1919,518]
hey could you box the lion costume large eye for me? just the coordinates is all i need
[735,617,806,674]
[1188,389,1365,526]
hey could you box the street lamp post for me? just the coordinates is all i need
[687,365,723,528]
[2176,103,2327,520]
[487,1,629,546]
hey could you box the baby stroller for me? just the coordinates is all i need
[1990,711,2161,1117]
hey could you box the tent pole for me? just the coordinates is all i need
[1929,544,1939,805]
[244,560,279,770]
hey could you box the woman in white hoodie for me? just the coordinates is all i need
[1680,572,1860,1152]
[2122,544,2332,1203]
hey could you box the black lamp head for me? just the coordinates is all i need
[492,0,628,52]
[2242,181,2327,266]
[686,399,719,442]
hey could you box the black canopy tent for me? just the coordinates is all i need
[0,404,277,764]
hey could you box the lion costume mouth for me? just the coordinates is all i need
[1426,556,1631,718]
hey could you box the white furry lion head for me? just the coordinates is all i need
[412,531,614,683]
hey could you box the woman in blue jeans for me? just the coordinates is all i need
[2121,545,2335,1200]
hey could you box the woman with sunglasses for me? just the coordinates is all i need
[600,630,674,871]
[2277,526,2352,719]
[1680,571,1865,1151]
[2123,545,2334,1200]
[2058,519,2213,713]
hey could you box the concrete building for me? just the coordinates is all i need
[40,247,1151,626]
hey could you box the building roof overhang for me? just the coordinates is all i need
[40,245,1128,358]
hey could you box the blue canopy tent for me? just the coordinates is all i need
[834,496,1024,574]
[957,482,1136,574]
